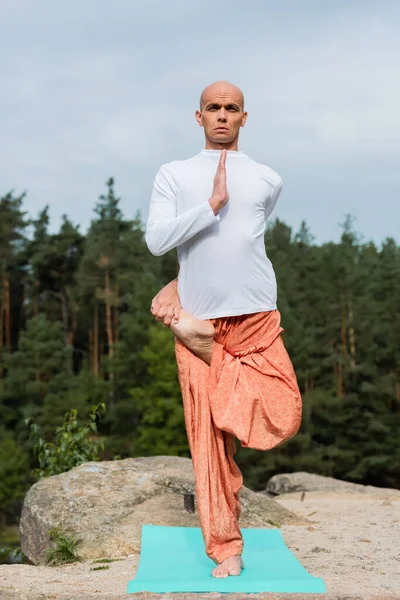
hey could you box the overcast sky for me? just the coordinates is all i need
[1,0,398,245]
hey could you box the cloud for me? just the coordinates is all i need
[0,0,398,244]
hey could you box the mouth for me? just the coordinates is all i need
[215,127,229,132]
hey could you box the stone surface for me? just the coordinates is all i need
[2,589,394,600]
[20,456,306,565]
[265,471,400,497]
[3,487,399,599]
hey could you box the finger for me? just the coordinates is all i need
[154,308,165,321]
[172,306,181,324]
[150,297,159,313]
[163,309,174,327]
[219,149,227,168]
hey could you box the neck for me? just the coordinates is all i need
[204,138,239,151]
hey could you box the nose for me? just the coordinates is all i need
[217,108,227,122]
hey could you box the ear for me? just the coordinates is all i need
[195,110,204,127]
[240,111,248,128]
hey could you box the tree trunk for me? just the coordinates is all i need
[20,283,25,332]
[337,359,343,398]
[94,303,99,376]
[35,348,41,382]
[339,295,347,396]
[60,288,69,345]
[99,340,104,378]
[330,338,338,393]
[68,309,76,346]
[32,279,39,317]
[113,283,119,347]
[89,328,94,371]
[104,268,114,355]
[104,268,115,406]
[4,278,11,354]
[0,300,3,378]
[340,315,348,365]
[348,297,356,368]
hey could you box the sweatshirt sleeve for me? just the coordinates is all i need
[265,176,283,221]
[146,166,220,256]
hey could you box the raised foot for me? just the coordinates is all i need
[170,310,215,364]
[212,555,245,579]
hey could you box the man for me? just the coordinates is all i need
[146,81,302,579]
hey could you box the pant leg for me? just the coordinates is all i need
[209,310,302,451]
[174,309,302,563]
[175,338,244,564]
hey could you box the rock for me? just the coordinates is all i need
[265,472,400,497]
[20,456,307,565]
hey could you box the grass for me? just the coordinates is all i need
[45,524,82,566]
[91,558,121,564]
[90,565,110,571]
[0,526,24,564]
[266,518,281,527]
[0,525,20,546]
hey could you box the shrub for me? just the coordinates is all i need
[26,404,105,479]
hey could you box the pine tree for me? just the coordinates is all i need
[76,179,133,398]
[127,324,189,457]
[0,429,30,526]
[0,192,29,378]
[1,314,74,435]
[24,206,50,319]
[28,215,84,345]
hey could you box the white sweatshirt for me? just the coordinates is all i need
[146,149,282,320]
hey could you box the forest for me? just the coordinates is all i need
[1,178,399,530]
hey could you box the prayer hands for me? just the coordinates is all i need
[209,149,229,215]
[150,278,181,326]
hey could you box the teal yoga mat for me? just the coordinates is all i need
[127,525,326,594]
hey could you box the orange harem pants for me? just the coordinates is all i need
[175,309,302,564]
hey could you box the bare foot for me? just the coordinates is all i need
[170,310,215,365]
[212,555,245,578]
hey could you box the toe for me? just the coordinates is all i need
[212,566,228,578]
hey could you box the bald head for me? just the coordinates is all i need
[200,81,245,111]
[195,80,247,150]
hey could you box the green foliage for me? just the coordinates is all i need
[0,524,24,565]
[0,191,28,267]
[1,314,74,436]
[92,558,120,563]
[45,524,82,566]
[27,404,106,479]
[128,324,189,457]
[0,545,25,565]
[0,178,399,535]
[0,432,30,526]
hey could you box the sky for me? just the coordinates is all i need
[0,0,399,246]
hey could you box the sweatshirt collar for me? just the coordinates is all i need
[201,149,245,158]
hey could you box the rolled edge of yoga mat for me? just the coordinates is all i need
[127,577,327,594]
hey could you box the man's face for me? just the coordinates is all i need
[195,85,247,147]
